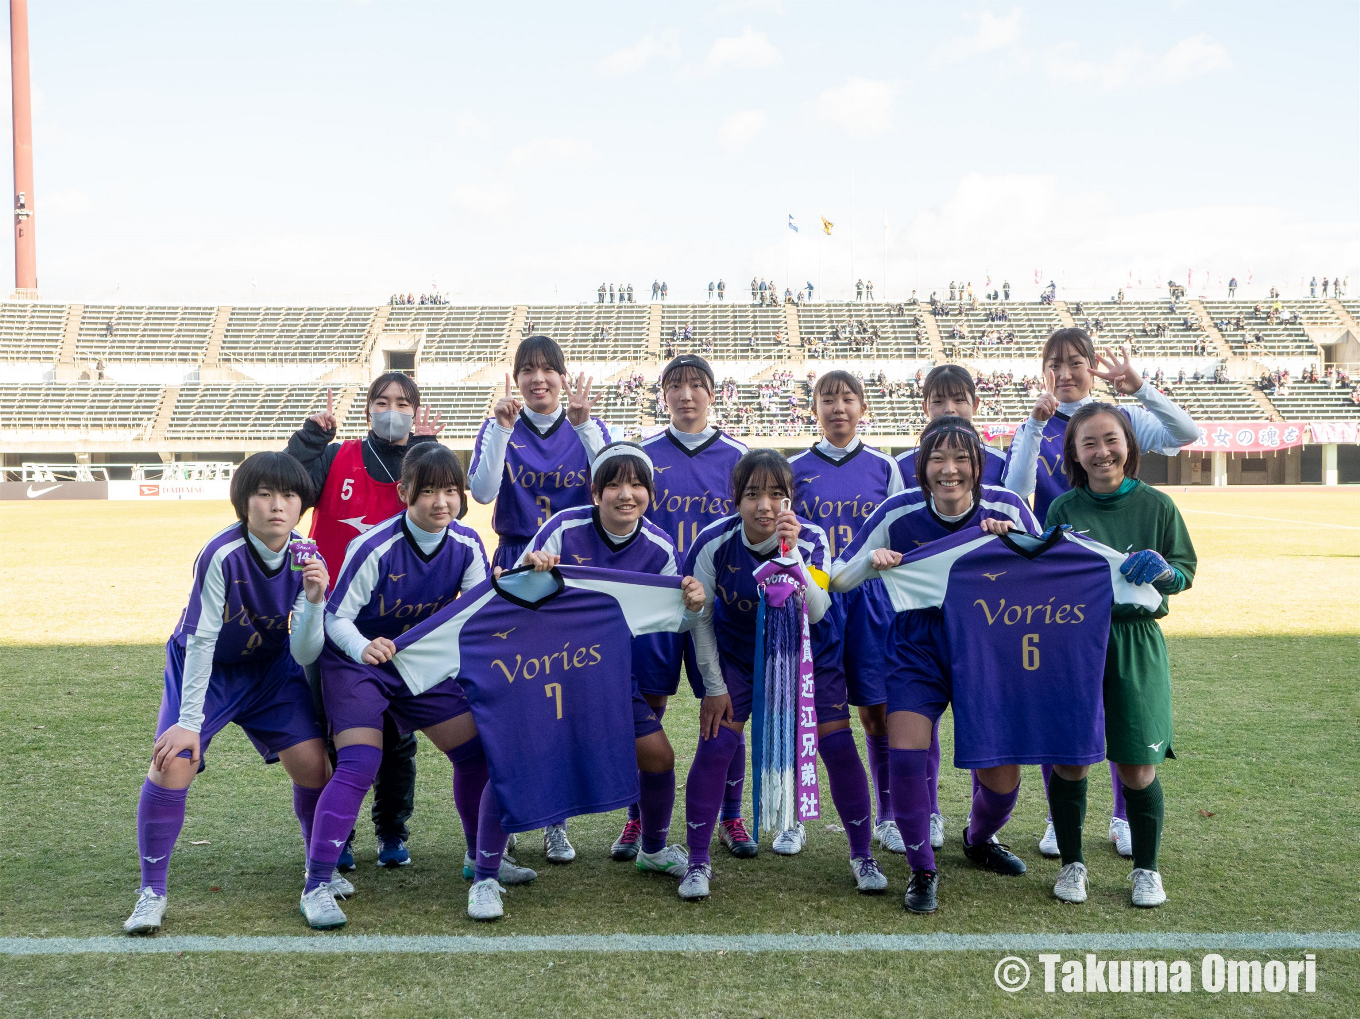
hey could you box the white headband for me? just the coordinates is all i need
[590,442,654,482]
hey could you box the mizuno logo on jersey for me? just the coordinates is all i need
[389,574,406,582]
[727,565,741,573]
[801,475,820,483]
[982,571,1006,581]
[509,442,525,450]
[571,555,592,564]
[1148,740,1164,751]
[493,628,515,639]
[653,465,671,473]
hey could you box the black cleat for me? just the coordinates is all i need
[962,831,1027,875]
[903,869,938,913]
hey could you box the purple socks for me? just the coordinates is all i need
[720,730,746,821]
[305,744,381,892]
[819,729,873,859]
[474,783,509,882]
[864,733,891,824]
[925,720,942,814]
[685,726,740,868]
[447,736,489,857]
[629,704,668,823]
[888,749,934,871]
[1042,762,1125,821]
[136,780,188,895]
[966,779,1019,846]
[638,769,675,854]
[293,783,322,851]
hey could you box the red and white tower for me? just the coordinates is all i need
[10,0,36,296]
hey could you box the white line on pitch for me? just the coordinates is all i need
[2,932,1358,955]
[1179,508,1360,530]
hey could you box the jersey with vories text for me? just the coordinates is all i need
[790,441,903,559]
[638,429,746,556]
[897,442,1006,491]
[835,484,1040,566]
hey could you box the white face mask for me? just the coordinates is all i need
[371,409,413,442]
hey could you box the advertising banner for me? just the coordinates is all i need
[108,480,232,500]
[0,481,109,500]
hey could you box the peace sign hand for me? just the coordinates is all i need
[1093,346,1142,396]
[494,373,523,429]
[308,388,338,434]
[565,373,596,426]
[413,405,444,437]
[1031,369,1060,422]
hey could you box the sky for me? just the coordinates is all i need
[4,0,1358,305]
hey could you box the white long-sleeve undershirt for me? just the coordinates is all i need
[668,423,717,449]
[469,406,609,504]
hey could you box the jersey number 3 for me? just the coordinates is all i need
[1022,633,1040,672]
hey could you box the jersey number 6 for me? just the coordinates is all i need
[544,682,563,719]
[1022,633,1040,672]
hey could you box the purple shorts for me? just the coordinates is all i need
[838,582,895,707]
[720,654,851,727]
[158,637,323,767]
[631,677,664,739]
[319,641,470,737]
[883,610,952,720]
[491,538,530,573]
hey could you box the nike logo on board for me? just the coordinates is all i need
[27,484,61,497]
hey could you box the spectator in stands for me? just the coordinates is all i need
[751,277,759,303]
[1322,277,1330,297]
[1228,277,1237,298]
[1310,276,1317,297]
[598,283,606,304]
[627,283,635,303]
[949,281,957,302]
[865,280,874,301]
[1003,280,1010,301]
[856,279,864,301]
[717,278,726,301]
[286,374,445,871]
[708,281,715,301]
[660,281,668,301]
[806,281,815,302]
[609,284,616,304]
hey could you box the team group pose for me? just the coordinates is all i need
[125,328,1198,933]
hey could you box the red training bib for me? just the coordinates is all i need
[310,439,405,589]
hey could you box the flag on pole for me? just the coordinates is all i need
[820,216,833,235]
[788,214,798,233]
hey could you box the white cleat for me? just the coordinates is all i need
[1129,868,1167,908]
[929,813,946,850]
[1109,817,1133,858]
[327,870,355,899]
[123,887,167,935]
[851,856,889,894]
[1053,862,1089,904]
[772,822,806,856]
[467,878,506,921]
[678,862,712,901]
[874,819,906,855]
[635,845,689,878]
[299,885,347,929]
[543,823,576,863]
[1038,820,1060,858]
[463,851,537,886]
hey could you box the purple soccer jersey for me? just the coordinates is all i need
[470,410,610,547]
[638,429,747,557]
[390,566,691,832]
[789,441,903,560]
[877,528,1162,768]
[327,513,489,641]
[173,523,307,663]
[835,484,1040,566]
[897,442,1006,491]
[1003,412,1074,524]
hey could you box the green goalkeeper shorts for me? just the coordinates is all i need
[1103,618,1174,766]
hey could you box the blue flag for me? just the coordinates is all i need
[788,214,798,233]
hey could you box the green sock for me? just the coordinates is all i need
[1122,777,1164,872]
[1048,773,1088,866]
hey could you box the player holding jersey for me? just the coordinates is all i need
[831,418,1040,913]
[519,443,692,878]
[1043,403,1196,908]
[790,370,905,855]
[298,445,537,929]
[896,364,1007,485]
[124,453,332,935]
[637,355,753,858]
[1003,329,1198,859]
[680,449,885,901]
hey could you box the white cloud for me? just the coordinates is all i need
[451,111,490,137]
[704,27,781,72]
[597,32,680,78]
[1045,33,1230,89]
[813,77,895,137]
[506,137,596,170]
[718,109,768,150]
[945,7,1022,59]
[452,180,512,214]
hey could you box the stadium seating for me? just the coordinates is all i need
[1112,379,1265,421]
[797,302,930,359]
[0,302,68,361]
[386,305,513,362]
[76,305,216,362]
[660,305,791,360]
[1201,301,1321,357]
[0,381,162,436]
[1264,382,1360,421]
[1069,301,1212,358]
[167,383,345,441]
[936,301,1062,359]
[337,384,498,441]
[220,307,376,363]
[525,305,650,361]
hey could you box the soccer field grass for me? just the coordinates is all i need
[2,489,1357,1017]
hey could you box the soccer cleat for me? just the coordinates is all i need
[635,845,689,878]
[1129,868,1167,908]
[506,833,517,853]
[961,831,1027,876]
[851,856,889,894]
[327,870,355,899]
[123,887,167,935]
[903,869,939,913]
[543,823,576,863]
[376,836,410,868]
[611,819,643,861]
[467,878,506,921]
[299,885,347,929]
[1038,820,1060,858]
[718,817,759,858]
[336,835,356,873]
[678,862,712,901]
[874,819,907,855]
[1053,862,1089,903]
[462,852,537,886]
[1109,817,1133,858]
[929,812,945,850]
[771,822,806,856]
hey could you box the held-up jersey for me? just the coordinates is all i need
[470,410,611,544]
[390,566,691,832]
[876,528,1162,768]
[897,442,1006,491]
[638,428,747,557]
[789,440,903,560]
[327,514,489,643]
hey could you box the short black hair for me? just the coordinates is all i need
[813,370,865,403]
[514,335,568,378]
[231,451,316,523]
[591,443,655,502]
[399,443,468,517]
[915,415,984,510]
[920,364,977,408]
[1063,403,1139,489]
[366,372,421,419]
[1042,327,1097,369]
[731,448,793,503]
[661,354,715,393]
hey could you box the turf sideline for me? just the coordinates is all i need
[3,932,1358,955]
